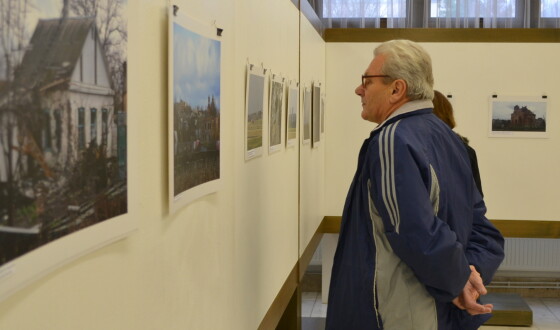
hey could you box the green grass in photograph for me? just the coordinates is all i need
[287,127,296,140]
[247,119,263,150]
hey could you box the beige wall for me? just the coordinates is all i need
[299,15,327,257]
[0,0,325,329]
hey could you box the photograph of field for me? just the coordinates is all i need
[269,77,284,153]
[169,11,221,210]
[286,83,298,146]
[0,0,128,268]
[245,66,265,159]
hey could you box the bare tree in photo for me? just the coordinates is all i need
[0,0,32,227]
[69,0,127,116]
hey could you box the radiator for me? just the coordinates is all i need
[499,238,560,272]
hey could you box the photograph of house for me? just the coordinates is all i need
[491,99,547,133]
[0,0,127,267]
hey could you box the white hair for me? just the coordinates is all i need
[374,40,434,101]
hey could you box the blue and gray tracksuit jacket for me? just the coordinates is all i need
[326,100,505,330]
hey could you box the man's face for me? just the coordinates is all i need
[355,55,393,123]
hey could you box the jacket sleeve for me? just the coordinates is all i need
[369,131,471,302]
[465,190,505,285]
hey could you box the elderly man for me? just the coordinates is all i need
[326,40,504,330]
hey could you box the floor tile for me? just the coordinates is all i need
[311,294,328,318]
[526,298,560,327]
[540,298,560,321]
[302,299,315,317]
[302,292,318,301]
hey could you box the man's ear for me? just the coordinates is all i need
[390,79,407,102]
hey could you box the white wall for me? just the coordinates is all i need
[0,1,326,329]
[233,0,300,328]
[299,16,327,256]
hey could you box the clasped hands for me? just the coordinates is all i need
[452,265,493,315]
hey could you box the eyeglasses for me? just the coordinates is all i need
[361,74,390,88]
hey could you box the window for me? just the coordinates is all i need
[323,0,406,18]
[42,110,52,151]
[102,108,108,146]
[541,0,560,17]
[78,107,85,150]
[430,0,516,18]
[429,0,520,27]
[54,109,62,152]
[90,108,97,146]
[314,0,560,28]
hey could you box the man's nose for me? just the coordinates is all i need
[355,85,363,95]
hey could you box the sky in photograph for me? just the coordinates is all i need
[247,73,264,115]
[288,87,298,116]
[492,100,547,120]
[173,23,221,110]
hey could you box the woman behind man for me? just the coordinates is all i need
[432,90,483,196]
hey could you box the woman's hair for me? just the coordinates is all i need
[432,90,456,129]
[374,40,434,101]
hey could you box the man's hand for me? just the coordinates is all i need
[452,265,493,315]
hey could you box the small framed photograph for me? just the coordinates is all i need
[489,96,548,138]
[245,64,266,159]
[302,86,311,145]
[268,74,285,154]
[321,93,325,134]
[312,82,321,148]
[286,81,298,147]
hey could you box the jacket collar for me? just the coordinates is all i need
[372,99,434,133]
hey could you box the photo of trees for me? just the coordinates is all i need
[0,0,128,267]
[269,77,283,152]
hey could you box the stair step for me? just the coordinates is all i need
[481,293,533,326]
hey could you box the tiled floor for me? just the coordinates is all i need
[302,292,560,330]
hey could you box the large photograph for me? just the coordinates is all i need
[169,9,221,211]
[268,74,284,154]
[0,0,129,300]
[489,96,548,138]
[245,64,265,160]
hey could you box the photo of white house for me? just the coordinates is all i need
[0,0,127,267]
